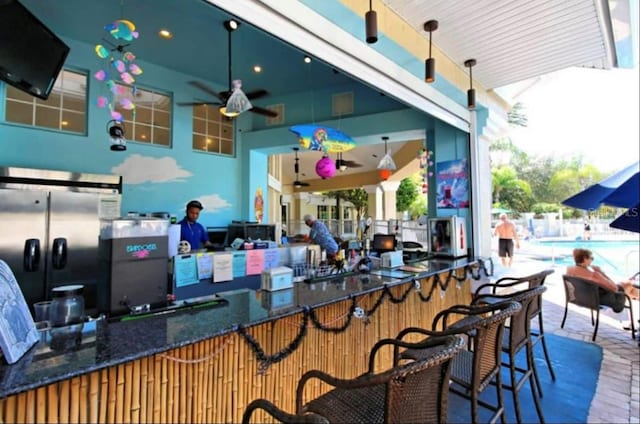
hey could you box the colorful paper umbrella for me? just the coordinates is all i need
[289,124,355,153]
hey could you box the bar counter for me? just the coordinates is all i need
[0,257,485,423]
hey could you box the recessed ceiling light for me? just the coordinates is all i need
[253,65,262,73]
[304,55,312,64]
[61,120,68,126]
[158,29,173,39]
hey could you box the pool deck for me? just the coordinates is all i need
[484,253,639,423]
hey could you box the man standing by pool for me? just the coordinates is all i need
[494,213,520,267]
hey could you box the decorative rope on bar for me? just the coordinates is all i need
[307,297,357,332]
[158,335,234,364]
[237,265,486,372]
[236,312,309,373]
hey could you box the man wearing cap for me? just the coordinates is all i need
[303,214,338,259]
[178,200,213,252]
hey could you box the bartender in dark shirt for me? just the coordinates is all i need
[178,200,212,251]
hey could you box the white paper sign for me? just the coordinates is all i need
[213,253,233,283]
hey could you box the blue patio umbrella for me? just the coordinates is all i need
[609,204,640,233]
[562,161,639,210]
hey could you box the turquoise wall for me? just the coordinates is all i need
[0,2,474,229]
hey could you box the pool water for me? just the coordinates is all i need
[530,239,640,279]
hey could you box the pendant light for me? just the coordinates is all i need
[365,0,378,44]
[423,20,438,83]
[464,59,477,110]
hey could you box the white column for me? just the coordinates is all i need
[379,180,401,220]
[363,184,383,220]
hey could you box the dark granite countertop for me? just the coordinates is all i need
[0,257,478,398]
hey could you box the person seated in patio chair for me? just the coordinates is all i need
[566,248,639,312]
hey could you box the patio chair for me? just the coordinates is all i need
[474,269,556,395]
[474,286,547,423]
[395,300,522,424]
[242,334,465,424]
[561,274,636,341]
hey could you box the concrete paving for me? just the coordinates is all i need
[486,256,639,423]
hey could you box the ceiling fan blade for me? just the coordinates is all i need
[294,181,310,187]
[177,101,222,107]
[246,89,268,100]
[250,106,278,118]
[189,81,226,102]
[343,161,364,168]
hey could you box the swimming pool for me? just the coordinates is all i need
[529,239,640,278]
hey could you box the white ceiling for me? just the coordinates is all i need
[381,0,617,89]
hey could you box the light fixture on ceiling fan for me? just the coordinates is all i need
[177,20,277,118]
[293,147,310,188]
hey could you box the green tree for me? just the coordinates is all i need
[396,176,419,212]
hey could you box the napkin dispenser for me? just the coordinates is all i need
[380,251,403,268]
[261,266,294,291]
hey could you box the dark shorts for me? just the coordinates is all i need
[498,239,514,257]
[599,287,626,313]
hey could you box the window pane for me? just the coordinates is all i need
[193,134,207,151]
[6,85,32,102]
[193,105,207,119]
[62,111,85,133]
[193,117,206,133]
[5,100,32,124]
[207,121,220,136]
[220,139,233,155]
[154,127,170,146]
[154,110,170,127]
[35,106,60,129]
[135,106,152,124]
[134,124,152,143]
[4,69,87,135]
[63,94,86,112]
[221,125,232,140]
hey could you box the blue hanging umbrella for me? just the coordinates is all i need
[562,161,639,210]
[609,204,640,233]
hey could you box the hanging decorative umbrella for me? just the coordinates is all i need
[289,124,355,153]
[562,161,639,210]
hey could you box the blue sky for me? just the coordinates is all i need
[508,65,639,172]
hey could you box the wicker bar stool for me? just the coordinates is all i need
[396,300,522,424]
[242,334,465,424]
[474,286,547,423]
[474,269,556,398]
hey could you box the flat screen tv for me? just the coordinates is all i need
[0,0,70,100]
[372,234,396,253]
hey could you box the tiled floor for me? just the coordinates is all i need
[495,261,639,423]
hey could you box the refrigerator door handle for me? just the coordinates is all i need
[23,239,41,271]
[52,237,68,269]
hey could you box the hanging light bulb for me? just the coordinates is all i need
[365,0,378,44]
[423,20,438,83]
[464,59,477,110]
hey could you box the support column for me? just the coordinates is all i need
[363,185,383,220]
[379,180,401,220]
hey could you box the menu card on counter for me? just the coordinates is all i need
[174,254,199,287]
[232,251,246,278]
[245,249,265,275]
[196,252,213,281]
[212,253,233,283]
[263,248,279,270]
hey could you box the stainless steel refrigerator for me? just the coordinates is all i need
[0,167,122,313]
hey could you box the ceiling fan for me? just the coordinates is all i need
[178,20,277,118]
[292,147,310,188]
[335,152,364,171]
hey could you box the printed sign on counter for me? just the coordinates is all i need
[196,252,213,281]
[232,251,246,278]
[174,254,199,287]
[212,253,233,283]
[263,248,279,270]
[245,249,265,275]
